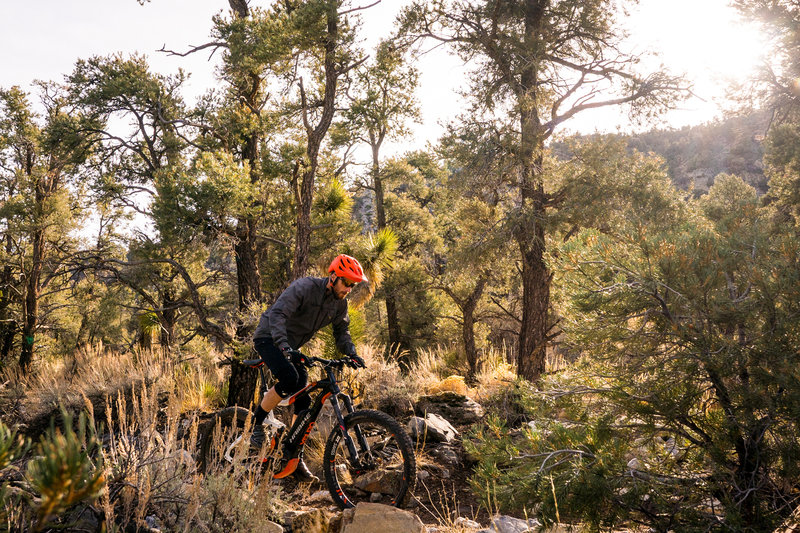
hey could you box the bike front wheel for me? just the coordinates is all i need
[323,409,416,509]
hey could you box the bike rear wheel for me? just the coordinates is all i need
[323,409,416,509]
[198,406,251,473]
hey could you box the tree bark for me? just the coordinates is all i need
[0,233,16,361]
[370,131,405,352]
[514,0,551,384]
[385,295,404,353]
[463,276,488,381]
[234,217,262,310]
[292,1,339,280]
[159,290,177,350]
[18,143,56,372]
[19,229,43,372]
[226,359,259,409]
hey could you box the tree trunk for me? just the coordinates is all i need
[292,164,316,280]
[370,133,405,353]
[463,276,488,382]
[372,140,387,229]
[292,2,339,281]
[0,234,15,361]
[226,220,263,407]
[516,225,550,382]
[234,218,262,309]
[515,0,551,384]
[385,294,404,353]
[224,7,266,407]
[226,360,259,409]
[159,290,177,351]
[19,228,44,372]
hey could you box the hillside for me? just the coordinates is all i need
[556,111,770,195]
[628,111,770,194]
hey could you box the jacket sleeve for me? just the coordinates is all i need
[332,303,356,356]
[267,278,308,352]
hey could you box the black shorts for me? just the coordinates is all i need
[253,338,310,412]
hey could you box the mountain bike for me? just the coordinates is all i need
[198,353,416,509]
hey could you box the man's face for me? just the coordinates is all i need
[330,275,355,299]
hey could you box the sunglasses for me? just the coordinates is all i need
[338,277,357,288]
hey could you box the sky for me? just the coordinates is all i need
[0,0,768,149]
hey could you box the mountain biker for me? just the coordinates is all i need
[250,254,368,483]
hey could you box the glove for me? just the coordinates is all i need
[348,354,366,369]
[287,349,308,366]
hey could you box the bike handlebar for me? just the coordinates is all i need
[219,352,362,370]
[298,354,361,370]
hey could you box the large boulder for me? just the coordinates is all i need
[408,413,458,444]
[416,392,484,425]
[340,502,424,533]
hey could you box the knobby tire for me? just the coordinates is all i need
[323,409,416,510]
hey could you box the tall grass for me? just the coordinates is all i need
[0,339,519,531]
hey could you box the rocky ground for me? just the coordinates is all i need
[253,390,569,533]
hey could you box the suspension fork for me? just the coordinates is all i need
[328,382,370,465]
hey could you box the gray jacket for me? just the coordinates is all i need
[253,276,356,356]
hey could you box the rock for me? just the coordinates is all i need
[426,413,459,442]
[329,512,343,533]
[455,516,482,529]
[429,443,460,465]
[260,520,283,533]
[487,515,541,533]
[341,502,424,533]
[417,470,431,482]
[308,490,334,504]
[283,510,303,528]
[407,417,425,442]
[289,508,332,533]
[408,414,458,444]
[353,468,403,495]
[416,392,485,425]
[63,507,101,532]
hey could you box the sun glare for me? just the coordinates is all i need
[629,0,768,84]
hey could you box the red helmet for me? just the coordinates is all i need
[328,254,368,283]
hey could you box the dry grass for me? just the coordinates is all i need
[0,338,524,531]
[1,344,174,428]
[0,343,232,433]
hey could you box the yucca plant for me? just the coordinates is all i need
[347,227,399,309]
[26,409,105,532]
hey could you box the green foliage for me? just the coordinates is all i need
[152,151,257,240]
[313,177,352,218]
[26,410,105,530]
[379,257,443,350]
[318,307,366,360]
[0,421,28,473]
[341,39,420,146]
[557,192,797,529]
